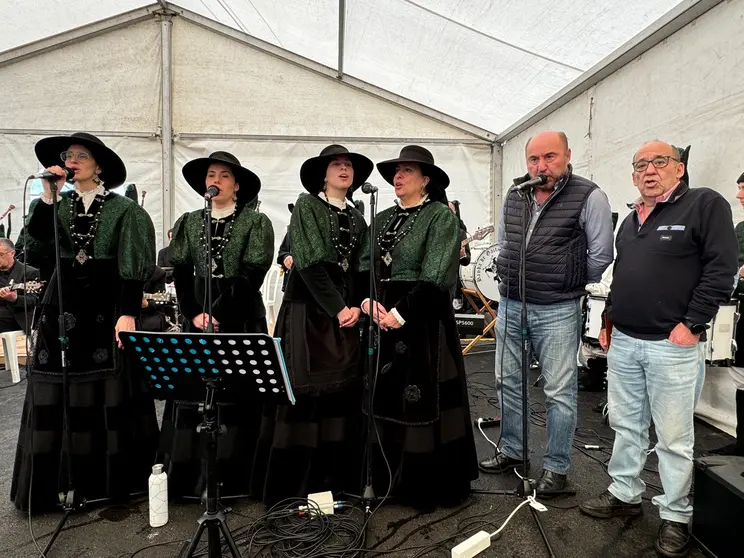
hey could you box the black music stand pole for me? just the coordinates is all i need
[121,330,294,558]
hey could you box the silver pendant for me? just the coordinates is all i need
[340,258,349,272]
[75,249,89,264]
[382,252,393,267]
[211,259,218,273]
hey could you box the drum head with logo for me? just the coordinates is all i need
[474,245,500,302]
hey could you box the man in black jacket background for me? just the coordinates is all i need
[0,238,41,334]
[580,141,738,558]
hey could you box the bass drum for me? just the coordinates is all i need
[705,300,739,365]
[460,247,484,291]
[474,245,500,303]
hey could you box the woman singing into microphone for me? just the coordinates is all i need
[359,146,477,512]
[251,145,371,504]
[11,132,159,512]
[159,151,274,498]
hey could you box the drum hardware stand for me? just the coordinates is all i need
[461,287,497,355]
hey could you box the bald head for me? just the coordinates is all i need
[525,131,571,190]
[633,141,678,162]
[525,131,569,154]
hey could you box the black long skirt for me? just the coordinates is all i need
[250,300,364,505]
[157,318,267,499]
[365,282,478,511]
[11,261,159,513]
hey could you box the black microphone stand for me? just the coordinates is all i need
[204,197,214,334]
[43,177,89,554]
[361,187,378,514]
[471,187,558,557]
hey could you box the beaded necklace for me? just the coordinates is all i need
[376,199,429,267]
[68,190,108,265]
[325,202,357,272]
[200,206,236,278]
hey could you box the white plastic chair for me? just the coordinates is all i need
[0,330,23,384]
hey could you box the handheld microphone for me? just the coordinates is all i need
[204,185,219,200]
[514,174,548,191]
[31,167,75,181]
[140,190,147,207]
[361,182,378,194]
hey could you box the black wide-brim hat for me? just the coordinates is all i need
[34,132,127,188]
[182,151,261,203]
[376,145,450,200]
[300,144,373,198]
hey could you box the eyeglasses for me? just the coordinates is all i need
[60,151,92,162]
[632,156,679,173]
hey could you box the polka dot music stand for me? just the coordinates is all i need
[121,331,294,558]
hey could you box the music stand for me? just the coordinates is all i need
[121,331,294,558]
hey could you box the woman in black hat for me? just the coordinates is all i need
[11,132,159,512]
[159,151,274,498]
[251,145,370,504]
[358,145,477,511]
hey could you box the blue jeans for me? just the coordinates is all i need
[495,298,581,474]
[606,329,705,524]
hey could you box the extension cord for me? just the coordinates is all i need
[451,530,490,558]
[475,416,501,428]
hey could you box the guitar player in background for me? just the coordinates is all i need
[138,264,170,332]
[0,238,41,334]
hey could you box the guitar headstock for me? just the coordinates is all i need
[145,292,172,303]
[471,225,495,242]
[10,280,45,294]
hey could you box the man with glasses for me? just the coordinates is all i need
[580,141,737,558]
[0,238,41,334]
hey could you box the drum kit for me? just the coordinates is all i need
[578,294,740,367]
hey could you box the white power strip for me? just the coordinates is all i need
[299,491,335,515]
[451,531,490,558]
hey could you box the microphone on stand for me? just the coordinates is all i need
[513,174,548,192]
[204,186,219,201]
[31,167,75,181]
[361,182,377,194]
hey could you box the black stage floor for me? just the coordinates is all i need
[0,349,732,557]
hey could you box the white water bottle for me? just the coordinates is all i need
[148,464,168,527]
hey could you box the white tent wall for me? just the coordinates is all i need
[170,16,496,256]
[499,0,744,436]
[0,19,164,241]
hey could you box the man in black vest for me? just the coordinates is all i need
[579,141,737,558]
[479,131,614,495]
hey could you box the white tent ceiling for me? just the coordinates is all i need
[1,0,685,134]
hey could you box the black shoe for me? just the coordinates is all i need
[655,520,690,558]
[535,470,567,495]
[579,490,642,519]
[478,453,527,475]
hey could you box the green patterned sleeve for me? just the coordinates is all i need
[419,206,460,289]
[394,205,460,323]
[244,211,275,272]
[290,194,330,271]
[117,203,156,316]
[357,225,371,273]
[168,213,192,266]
